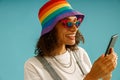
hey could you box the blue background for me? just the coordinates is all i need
[0,0,119,80]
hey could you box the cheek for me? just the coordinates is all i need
[59,32,66,40]
[55,24,68,43]
[57,30,67,42]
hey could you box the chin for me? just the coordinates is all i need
[67,42,76,45]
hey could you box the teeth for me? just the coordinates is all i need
[67,34,75,36]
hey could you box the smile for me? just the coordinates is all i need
[66,34,76,40]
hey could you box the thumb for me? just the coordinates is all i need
[97,54,104,60]
[109,48,114,54]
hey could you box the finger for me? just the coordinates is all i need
[101,56,117,71]
[109,48,117,58]
[101,53,114,64]
[107,61,117,72]
[109,52,117,60]
[109,48,117,59]
[96,54,104,62]
[109,48,114,54]
[101,57,109,64]
[102,55,116,66]
[106,58,117,72]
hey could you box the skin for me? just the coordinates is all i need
[53,16,118,80]
[52,16,78,55]
[84,48,117,80]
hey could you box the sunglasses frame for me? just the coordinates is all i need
[60,18,82,28]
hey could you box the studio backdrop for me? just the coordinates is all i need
[0,0,120,80]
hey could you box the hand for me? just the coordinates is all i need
[84,48,118,80]
[102,73,112,80]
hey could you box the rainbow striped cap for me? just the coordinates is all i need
[38,0,84,36]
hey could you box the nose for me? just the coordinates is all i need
[69,25,78,32]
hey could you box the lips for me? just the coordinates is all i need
[66,34,76,40]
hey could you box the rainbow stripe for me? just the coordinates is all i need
[38,0,84,36]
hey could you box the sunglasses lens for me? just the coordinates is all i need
[76,21,81,27]
[67,22,73,28]
[61,20,81,28]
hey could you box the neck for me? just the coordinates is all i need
[52,44,66,56]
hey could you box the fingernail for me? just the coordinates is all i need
[109,48,112,53]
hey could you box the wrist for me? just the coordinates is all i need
[84,73,98,80]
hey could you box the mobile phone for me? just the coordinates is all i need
[105,34,118,56]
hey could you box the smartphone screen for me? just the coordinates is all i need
[105,34,118,56]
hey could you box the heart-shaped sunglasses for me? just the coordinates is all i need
[60,19,82,28]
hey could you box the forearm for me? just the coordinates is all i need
[83,73,99,80]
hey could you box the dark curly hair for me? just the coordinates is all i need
[35,27,84,57]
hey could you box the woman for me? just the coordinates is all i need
[24,0,117,80]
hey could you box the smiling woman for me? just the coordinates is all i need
[24,0,118,80]
[36,16,84,56]
[0,0,119,80]
[55,16,81,46]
